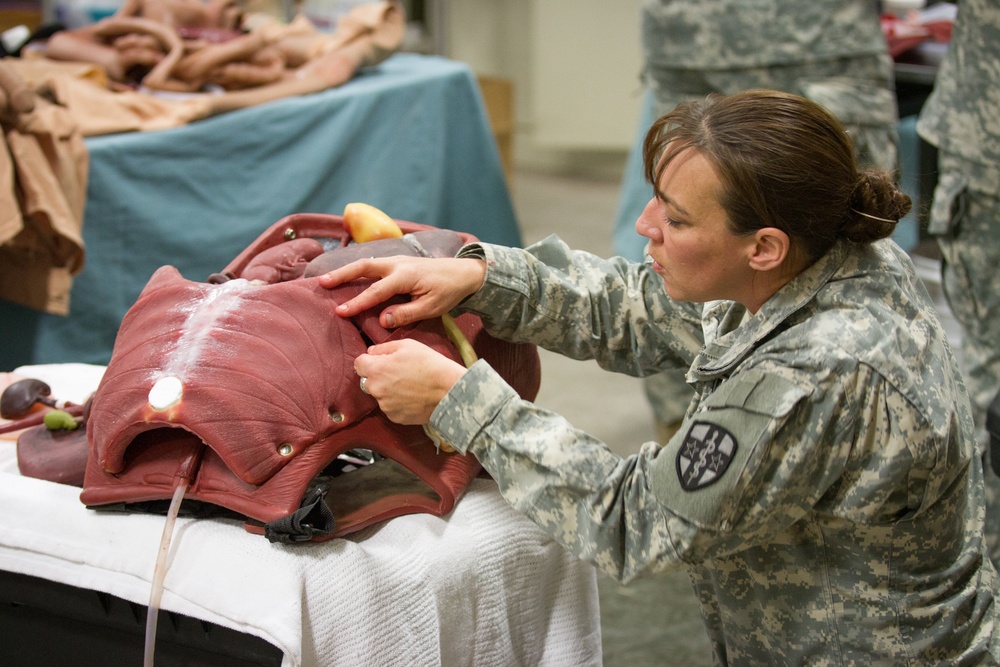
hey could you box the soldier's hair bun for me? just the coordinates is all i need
[842,170,912,244]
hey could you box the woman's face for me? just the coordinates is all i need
[635,147,757,305]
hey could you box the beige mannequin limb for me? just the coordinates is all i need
[39,1,404,96]
[204,37,369,114]
[115,0,243,30]
[193,2,407,92]
[0,59,35,114]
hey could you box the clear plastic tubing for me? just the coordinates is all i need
[143,479,188,667]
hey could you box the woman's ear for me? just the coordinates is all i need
[747,227,790,272]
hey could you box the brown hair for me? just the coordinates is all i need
[643,89,911,263]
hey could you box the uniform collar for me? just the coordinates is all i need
[691,241,851,379]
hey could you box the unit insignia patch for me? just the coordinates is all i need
[676,421,738,491]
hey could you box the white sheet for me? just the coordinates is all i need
[0,366,602,666]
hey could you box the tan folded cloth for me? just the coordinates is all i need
[0,61,88,315]
[10,58,212,135]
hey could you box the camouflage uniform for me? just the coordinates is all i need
[641,0,897,169]
[428,236,1000,664]
[917,0,1000,564]
[616,0,899,430]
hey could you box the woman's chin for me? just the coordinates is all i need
[657,276,688,301]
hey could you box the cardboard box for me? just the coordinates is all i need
[0,3,42,34]
[477,75,514,187]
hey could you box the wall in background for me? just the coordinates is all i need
[441,0,643,173]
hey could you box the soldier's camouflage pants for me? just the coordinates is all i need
[930,150,1000,565]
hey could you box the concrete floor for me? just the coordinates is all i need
[507,165,960,666]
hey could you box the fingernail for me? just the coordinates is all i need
[384,312,394,328]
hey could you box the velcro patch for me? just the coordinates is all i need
[676,421,738,491]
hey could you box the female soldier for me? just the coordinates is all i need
[321,90,1000,663]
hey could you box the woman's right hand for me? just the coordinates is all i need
[318,255,487,328]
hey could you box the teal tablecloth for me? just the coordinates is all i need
[1,54,520,369]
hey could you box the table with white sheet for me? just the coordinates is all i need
[0,365,602,667]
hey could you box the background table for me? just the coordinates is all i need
[1,53,521,370]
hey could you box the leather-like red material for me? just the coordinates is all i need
[79,214,541,539]
[17,426,89,487]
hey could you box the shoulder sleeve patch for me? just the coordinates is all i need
[650,369,812,530]
[676,422,738,491]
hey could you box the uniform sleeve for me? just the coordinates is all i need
[428,358,859,582]
[646,367,843,560]
[427,360,687,582]
[455,236,703,376]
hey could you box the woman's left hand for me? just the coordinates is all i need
[354,338,468,425]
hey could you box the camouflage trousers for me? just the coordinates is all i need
[930,150,1000,564]
[630,54,900,427]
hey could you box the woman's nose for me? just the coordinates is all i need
[635,199,661,241]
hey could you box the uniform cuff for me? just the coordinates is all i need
[427,359,518,455]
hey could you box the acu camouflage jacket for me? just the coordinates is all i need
[428,235,1000,665]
